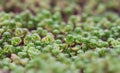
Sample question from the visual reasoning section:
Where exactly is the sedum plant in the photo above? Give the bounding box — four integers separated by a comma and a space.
0, 0, 120, 73
11, 37, 21, 46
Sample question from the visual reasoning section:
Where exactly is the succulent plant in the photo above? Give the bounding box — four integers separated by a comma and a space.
11, 37, 21, 46
0, 0, 120, 73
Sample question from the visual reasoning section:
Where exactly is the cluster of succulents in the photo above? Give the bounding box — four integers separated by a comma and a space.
0, 0, 120, 73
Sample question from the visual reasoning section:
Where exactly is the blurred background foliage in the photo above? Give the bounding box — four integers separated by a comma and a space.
0, 0, 120, 15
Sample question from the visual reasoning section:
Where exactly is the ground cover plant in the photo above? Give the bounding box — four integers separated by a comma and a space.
0, 0, 120, 73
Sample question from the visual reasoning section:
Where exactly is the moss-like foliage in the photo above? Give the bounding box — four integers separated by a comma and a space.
0, 0, 120, 73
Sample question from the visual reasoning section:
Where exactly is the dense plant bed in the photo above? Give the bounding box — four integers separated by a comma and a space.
0, 0, 120, 73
